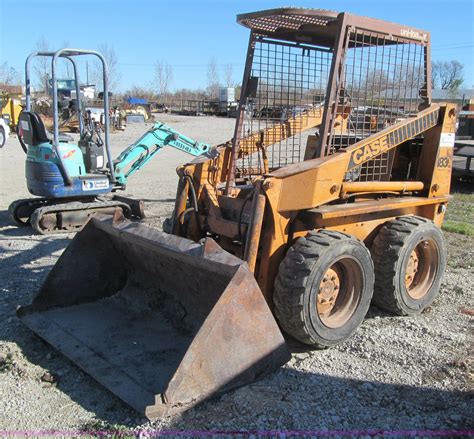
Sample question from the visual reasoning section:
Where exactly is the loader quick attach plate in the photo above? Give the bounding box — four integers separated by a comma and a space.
17, 216, 290, 419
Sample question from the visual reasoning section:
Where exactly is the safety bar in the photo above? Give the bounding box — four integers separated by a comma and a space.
24, 49, 115, 185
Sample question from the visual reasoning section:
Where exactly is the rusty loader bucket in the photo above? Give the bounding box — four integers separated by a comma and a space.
17, 216, 290, 420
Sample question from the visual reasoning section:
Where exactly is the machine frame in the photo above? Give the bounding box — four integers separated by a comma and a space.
171, 8, 454, 301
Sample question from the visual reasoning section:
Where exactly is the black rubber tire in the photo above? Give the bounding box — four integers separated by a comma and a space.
274, 230, 374, 348
371, 216, 447, 316
0, 126, 5, 148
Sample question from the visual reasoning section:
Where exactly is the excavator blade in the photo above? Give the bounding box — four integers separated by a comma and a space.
17, 216, 290, 419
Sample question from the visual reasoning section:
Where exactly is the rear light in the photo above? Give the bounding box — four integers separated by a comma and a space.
44, 154, 50, 160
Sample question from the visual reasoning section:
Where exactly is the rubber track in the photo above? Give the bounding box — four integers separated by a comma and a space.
8, 198, 51, 226
30, 200, 131, 234
274, 229, 357, 347
371, 215, 430, 315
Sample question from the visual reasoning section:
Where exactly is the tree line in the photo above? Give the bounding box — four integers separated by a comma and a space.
0, 37, 468, 101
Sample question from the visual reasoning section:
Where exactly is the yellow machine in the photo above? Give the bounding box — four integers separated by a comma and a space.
0, 86, 22, 130
19, 8, 455, 419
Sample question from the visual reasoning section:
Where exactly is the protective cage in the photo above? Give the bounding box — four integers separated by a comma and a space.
232, 8, 430, 183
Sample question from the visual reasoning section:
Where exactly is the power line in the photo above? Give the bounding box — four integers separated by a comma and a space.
431, 41, 473, 49
432, 44, 473, 52
118, 62, 244, 67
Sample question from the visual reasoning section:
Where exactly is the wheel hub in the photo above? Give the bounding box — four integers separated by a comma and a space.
317, 267, 340, 315
405, 249, 419, 288
315, 257, 364, 329
406, 240, 438, 300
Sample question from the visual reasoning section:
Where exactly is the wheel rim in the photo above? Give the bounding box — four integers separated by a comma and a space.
405, 239, 439, 300
316, 257, 363, 329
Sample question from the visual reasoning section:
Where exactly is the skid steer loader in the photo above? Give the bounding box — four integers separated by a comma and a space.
18, 8, 455, 419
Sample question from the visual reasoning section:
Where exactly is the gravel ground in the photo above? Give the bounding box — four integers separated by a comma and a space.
0, 114, 472, 436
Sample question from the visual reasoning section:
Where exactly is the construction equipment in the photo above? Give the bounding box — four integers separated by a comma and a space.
0, 86, 23, 132
123, 96, 152, 121
19, 9, 455, 419
0, 86, 20, 146
9, 49, 211, 234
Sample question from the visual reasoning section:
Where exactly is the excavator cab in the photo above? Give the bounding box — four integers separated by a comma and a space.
19, 49, 115, 199
19, 8, 453, 420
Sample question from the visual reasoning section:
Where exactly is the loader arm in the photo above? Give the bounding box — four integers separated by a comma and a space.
237, 104, 349, 160
113, 122, 211, 185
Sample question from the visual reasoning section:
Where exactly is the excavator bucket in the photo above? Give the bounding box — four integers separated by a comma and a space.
17, 216, 290, 420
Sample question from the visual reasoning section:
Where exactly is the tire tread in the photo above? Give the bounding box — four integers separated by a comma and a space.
274, 231, 368, 347
371, 215, 442, 315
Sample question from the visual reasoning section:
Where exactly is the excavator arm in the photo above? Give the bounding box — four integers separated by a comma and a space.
113, 122, 211, 185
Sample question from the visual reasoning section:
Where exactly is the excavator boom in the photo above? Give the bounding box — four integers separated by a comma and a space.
113, 122, 212, 185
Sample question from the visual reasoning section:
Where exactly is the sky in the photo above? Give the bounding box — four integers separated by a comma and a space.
0, 0, 473, 93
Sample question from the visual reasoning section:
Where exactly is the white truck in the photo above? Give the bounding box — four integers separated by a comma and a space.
0, 116, 11, 148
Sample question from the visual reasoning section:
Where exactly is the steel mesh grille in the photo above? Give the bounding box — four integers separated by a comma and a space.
241, 10, 337, 34
329, 29, 427, 181
236, 39, 332, 177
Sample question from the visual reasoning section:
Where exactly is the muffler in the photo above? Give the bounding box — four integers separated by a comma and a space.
17, 216, 290, 419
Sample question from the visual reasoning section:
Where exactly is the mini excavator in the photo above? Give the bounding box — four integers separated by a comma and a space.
9, 49, 211, 234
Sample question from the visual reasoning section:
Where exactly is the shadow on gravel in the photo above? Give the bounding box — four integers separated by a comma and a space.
0, 210, 37, 238
7, 309, 473, 433
140, 198, 177, 203
0, 211, 71, 313
5, 351, 472, 433
159, 370, 473, 433
0, 212, 140, 426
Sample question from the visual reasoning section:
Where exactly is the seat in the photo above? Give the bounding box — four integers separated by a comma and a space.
18, 111, 74, 146
18, 112, 49, 146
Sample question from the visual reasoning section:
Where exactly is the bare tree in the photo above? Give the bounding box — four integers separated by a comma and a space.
0, 62, 21, 85
34, 36, 51, 91
224, 63, 234, 88
392, 63, 423, 88
363, 69, 390, 92
154, 61, 173, 100
207, 57, 220, 98
124, 86, 156, 100
172, 88, 207, 101
432, 60, 464, 91
91, 44, 121, 92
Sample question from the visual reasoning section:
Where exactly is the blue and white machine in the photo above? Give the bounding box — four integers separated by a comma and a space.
10, 49, 211, 234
